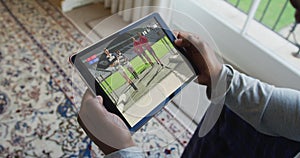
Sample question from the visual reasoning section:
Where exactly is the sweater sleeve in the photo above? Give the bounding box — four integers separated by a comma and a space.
104, 146, 144, 158
224, 66, 300, 142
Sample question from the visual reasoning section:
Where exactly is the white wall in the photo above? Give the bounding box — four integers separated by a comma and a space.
171, 0, 300, 90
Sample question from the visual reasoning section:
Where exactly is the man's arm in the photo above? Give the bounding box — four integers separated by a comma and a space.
225, 66, 300, 141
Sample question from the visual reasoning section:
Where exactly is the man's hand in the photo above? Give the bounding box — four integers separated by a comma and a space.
78, 90, 135, 155
174, 31, 222, 90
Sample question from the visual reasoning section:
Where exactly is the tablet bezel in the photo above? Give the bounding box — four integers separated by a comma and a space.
70, 12, 196, 132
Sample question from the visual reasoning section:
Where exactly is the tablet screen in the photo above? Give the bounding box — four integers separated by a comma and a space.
71, 13, 195, 131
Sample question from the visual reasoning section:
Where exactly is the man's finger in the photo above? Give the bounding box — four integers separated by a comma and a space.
175, 37, 193, 48
96, 96, 103, 104
176, 31, 192, 40
82, 89, 94, 102
176, 32, 200, 48
173, 30, 180, 37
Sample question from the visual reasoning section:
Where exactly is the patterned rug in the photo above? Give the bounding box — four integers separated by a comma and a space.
0, 0, 192, 157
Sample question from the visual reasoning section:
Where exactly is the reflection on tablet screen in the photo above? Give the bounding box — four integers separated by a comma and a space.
79, 16, 194, 127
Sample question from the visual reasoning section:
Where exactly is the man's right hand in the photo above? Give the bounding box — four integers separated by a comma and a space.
174, 31, 223, 92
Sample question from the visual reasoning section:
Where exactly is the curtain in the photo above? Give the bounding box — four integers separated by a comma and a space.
103, 0, 171, 22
